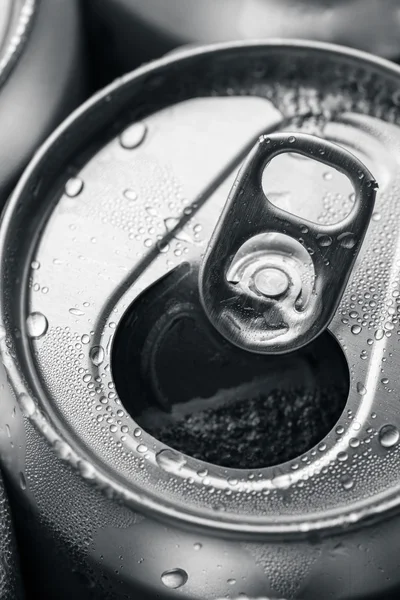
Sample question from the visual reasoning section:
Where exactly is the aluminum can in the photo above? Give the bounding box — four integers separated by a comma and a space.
0, 472, 24, 599
0, 0, 87, 207
85, 0, 400, 83
1, 40, 400, 600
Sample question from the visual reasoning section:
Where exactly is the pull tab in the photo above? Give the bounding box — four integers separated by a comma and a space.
199, 132, 378, 354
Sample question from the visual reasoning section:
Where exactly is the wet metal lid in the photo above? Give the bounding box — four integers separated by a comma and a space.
2, 41, 400, 537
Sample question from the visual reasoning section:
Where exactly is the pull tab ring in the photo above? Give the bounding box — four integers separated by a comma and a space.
199, 132, 378, 354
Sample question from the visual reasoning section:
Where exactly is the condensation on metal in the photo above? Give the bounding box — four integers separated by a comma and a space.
3, 41, 400, 599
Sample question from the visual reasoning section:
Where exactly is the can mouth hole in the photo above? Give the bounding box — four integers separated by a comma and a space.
112, 263, 349, 470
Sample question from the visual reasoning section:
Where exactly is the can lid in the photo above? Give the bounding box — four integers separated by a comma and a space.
2, 41, 400, 537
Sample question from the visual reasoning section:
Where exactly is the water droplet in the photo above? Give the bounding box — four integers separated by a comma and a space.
157, 240, 169, 253
161, 569, 188, 589
53, 439, 71, 460
379, 424, 399, 448
26, 312, 48, 339
340, 474, 354, 490
227, 578, 236, 585
19, 393, 36, 417
123, 189, 137, 201
65, 177, 84, 197
19, 472, 26, 490
120, 122, 147, 149
193, 543, 202, 551
144, 238, 152, 248
372, 212, 381, 222
323, 172, 333, 181
375, 329, 384, 340
351, 325, 362, 335
164, 218, 193, 243
90, 346, 105, 367
31, 260, 40, 270
197, 468, 208, 478
69, 308, 85, 316
317, 234, 332, 247
156, 449, 186, 473
81, 334, 90, 344
133, 428, 141, 437
137, 444, 148, 453
78, 460, 95, 479
338, 233, 356, 249
381, 377, 389, 385
145, 206, 158, 217
357, 382, 367, 395
288, 136, 296, 144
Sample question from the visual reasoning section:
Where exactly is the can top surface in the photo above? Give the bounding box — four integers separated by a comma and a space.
3, 40, 400, 537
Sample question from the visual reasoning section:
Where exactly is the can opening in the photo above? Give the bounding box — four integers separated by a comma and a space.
112, 263, 349, 469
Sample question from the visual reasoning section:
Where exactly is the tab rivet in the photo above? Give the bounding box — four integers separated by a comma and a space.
254, 267, 290, 298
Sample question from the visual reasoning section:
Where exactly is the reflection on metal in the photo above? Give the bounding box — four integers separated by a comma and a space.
200, 132, 377, 354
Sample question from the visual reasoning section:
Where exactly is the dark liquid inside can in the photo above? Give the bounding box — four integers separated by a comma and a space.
112, 264, 349, 469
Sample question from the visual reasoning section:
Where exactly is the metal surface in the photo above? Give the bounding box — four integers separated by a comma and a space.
200, 132, 376, 354
86, 0, 400, 83
1, 41, 400, 599
0, 0, 86, 207
0, 0, 36, 89
0, 472, 24, 599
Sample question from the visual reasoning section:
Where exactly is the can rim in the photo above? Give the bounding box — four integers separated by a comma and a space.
0, 0, 37, 89
2, 39, 400, 537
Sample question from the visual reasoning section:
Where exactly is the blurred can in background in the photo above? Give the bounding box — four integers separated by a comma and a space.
0, 0, 86, 208
85, 0, 400, 85
0, 472, 24, 599
1, 40, 400, 600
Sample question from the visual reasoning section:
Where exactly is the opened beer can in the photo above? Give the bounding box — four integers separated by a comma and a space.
1, 40, 400, 599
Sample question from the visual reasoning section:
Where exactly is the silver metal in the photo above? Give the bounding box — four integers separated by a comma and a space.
0, 0, 36, 88
199, 133, 377, 354
0, 473, 24, 599
253, 267, 290, 298
1, 40, 400, 599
